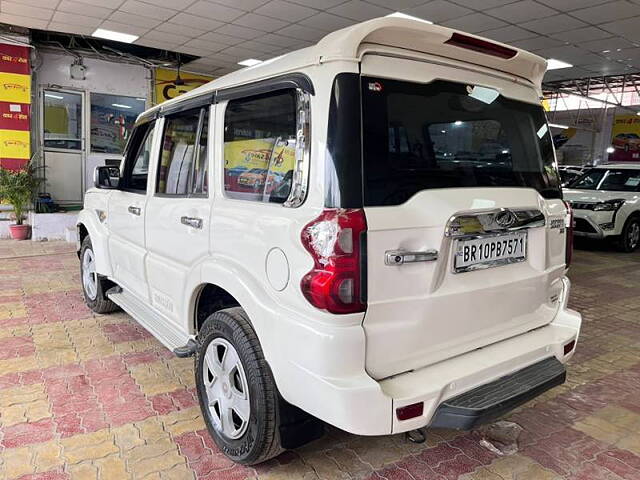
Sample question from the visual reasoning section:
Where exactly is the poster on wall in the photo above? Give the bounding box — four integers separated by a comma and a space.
154, 68, 213, 105
609, 114, 640, 162
0, 43, 30, 170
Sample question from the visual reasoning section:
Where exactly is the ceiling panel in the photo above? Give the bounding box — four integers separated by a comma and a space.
405, 1, 473, 23
0, 0, 637, 82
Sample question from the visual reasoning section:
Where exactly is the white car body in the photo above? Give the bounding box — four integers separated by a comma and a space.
564, 164, 640, 241
77, 17, 581, 440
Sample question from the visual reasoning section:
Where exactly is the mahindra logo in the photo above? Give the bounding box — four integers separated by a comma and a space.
495, 210, 518, 228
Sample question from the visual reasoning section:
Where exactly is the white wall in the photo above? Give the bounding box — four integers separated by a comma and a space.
35, 52, 151, 194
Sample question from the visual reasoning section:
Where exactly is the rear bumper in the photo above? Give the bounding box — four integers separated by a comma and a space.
428, 357, 566, 430
278, 277, 581, 436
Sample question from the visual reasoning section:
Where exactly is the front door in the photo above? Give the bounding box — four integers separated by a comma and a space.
41, 88, 84, 204
145, 105, 212, 329
108, 120, 158, 301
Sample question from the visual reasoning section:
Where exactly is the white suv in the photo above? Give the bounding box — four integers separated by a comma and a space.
77, 17, 582, 465
564, 164, 640, 252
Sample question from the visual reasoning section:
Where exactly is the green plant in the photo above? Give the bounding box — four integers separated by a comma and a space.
0, 162, 43, 226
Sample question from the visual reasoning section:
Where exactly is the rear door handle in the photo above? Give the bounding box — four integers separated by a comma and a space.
385, 249, 438, 265
181, 216, 203, 229
127, 206, 141, 216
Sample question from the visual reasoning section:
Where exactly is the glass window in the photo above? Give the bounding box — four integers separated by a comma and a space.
43, 90, 82, 150
223, 90, 297, 203
90, 93, 145, 154
157, 108, 208, 196
570, 169, 640, 191
122, 122, 155, 192
361, 78, 561, 206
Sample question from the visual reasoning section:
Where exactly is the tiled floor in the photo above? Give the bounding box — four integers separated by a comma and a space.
0, 239, 639, 480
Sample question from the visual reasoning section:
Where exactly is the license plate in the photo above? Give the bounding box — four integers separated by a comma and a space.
454, 231, 527, 273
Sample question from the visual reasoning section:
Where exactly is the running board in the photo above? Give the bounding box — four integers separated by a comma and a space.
429, 357, 566, 430
107, 289, 190, 353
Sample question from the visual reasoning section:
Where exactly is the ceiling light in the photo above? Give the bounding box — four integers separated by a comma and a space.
386, 12, 433, 23
454, 120, 463, 125
637, 111, 640, 116
136, 98, 146, 101
112, 103, 132, 109
546, 58, 573, 70
45, 93, 63, 99
548, 123, 569, 129
92, 28, 138, 44
602, 49, 610, 53
237, 58, 262, 67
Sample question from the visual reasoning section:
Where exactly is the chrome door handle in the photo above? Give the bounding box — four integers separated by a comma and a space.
385, 249, 438, 265
181, 216, 203, 229
127, 206, 141, 216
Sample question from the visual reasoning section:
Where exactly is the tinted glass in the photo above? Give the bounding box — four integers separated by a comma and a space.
361, 77, 561, 206
223, 90, 296, 203
571, 169, 640, 191
90, 93, 145, 154
157, 108, 208, 196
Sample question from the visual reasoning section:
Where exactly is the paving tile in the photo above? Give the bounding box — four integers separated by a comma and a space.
1, 240, 640, 480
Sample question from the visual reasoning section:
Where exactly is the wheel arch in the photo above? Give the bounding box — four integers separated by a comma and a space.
76, 210, 112, 277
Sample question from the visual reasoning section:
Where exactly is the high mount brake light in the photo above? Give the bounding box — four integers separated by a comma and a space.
564, 201, 574, 267
445, 32, 517, 59
300, 209, 366, 314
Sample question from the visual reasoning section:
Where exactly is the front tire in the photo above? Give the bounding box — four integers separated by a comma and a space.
617, 217, 640, 252
80, 236, 118, 313
195, 307, 283, 465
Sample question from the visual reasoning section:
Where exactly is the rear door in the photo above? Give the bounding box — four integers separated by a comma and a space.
145, 106, 212, 326
360, 55, 569, 379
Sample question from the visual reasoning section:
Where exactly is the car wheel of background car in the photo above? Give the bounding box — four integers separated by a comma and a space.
80, 236, 119, 313
195, 307, 283, 465
618, 217, 640, 252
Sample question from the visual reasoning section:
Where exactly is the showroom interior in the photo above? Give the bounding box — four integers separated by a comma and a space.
0, 0, 640, 479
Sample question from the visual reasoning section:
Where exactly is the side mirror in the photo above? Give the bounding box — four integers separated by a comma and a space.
94, 165, 120, 189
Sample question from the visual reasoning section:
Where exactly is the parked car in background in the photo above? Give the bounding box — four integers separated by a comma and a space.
612, 133, 640, 152
558, 166, 584, 187
564, 164, 640, 251
77, 17, 581, 466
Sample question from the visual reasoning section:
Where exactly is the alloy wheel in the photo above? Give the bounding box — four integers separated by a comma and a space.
203, 338, 250, 440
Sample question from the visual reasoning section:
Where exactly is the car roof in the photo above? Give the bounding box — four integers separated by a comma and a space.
142, 17, 546, 121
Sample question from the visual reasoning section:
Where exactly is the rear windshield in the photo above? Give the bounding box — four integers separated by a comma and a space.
361, 77, 561, 206
570, 168, 640, 191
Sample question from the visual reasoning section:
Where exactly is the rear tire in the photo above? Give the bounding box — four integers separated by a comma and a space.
195, 307, 283, 465
80, 236, 118, 314
617, 217, 640, 252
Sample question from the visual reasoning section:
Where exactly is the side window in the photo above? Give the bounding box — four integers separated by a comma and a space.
223, 90, 296, 203
157, 107, 209, 196
122, 121, 155, 192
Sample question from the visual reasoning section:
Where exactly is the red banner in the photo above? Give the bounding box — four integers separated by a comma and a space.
0, 101, 29, 130
0, 44, 30, 75
0, 158, 27, 170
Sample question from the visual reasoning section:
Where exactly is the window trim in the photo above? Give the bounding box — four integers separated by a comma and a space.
154, 106, 210, 199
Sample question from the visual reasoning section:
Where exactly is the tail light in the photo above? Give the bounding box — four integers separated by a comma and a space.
300, 209, 366, 314
564, 201, 574, 267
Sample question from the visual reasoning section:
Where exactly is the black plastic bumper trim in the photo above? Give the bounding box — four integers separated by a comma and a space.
429, 357, 566, 430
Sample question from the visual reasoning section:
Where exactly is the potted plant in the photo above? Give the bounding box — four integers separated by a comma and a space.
0, 162, 43, 240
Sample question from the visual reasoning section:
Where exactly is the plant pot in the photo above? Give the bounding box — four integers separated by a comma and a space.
9, 224, 31, 240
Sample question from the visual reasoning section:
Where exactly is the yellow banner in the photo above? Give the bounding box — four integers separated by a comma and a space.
154, 68, 213, 105
0, 129, 30, 159
0, 72, 30, 104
